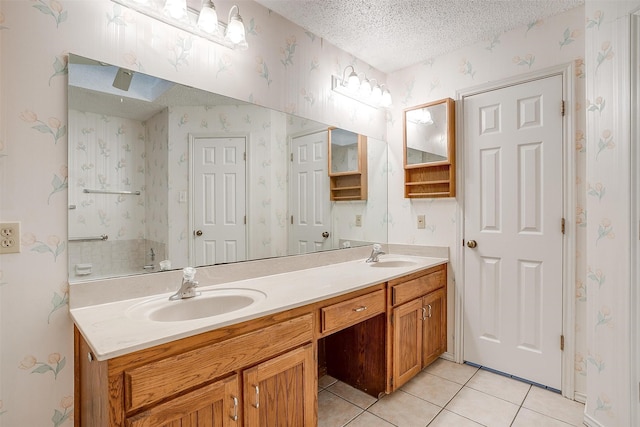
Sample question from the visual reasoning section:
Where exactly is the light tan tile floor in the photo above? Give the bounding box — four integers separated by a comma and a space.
318, 359, 585, 427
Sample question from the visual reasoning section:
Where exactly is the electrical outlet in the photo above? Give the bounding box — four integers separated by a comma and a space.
355, 214, 362, 227
417, 215, 426, 229
0, 222, 21, 254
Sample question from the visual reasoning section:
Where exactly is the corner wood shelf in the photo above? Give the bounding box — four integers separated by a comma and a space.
404, 162, 455, 198
330, 173, 367, 201
329, 133, 367, 201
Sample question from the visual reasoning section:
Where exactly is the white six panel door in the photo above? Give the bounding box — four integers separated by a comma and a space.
463, 75, 564, 389
289, 131, 332, 255
192, 136, 247, 266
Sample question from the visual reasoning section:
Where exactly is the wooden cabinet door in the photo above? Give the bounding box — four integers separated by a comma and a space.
392, 299, 423, 390
422, 288, 446, 367
243, 344, 316, 426
126, 374, 240, 427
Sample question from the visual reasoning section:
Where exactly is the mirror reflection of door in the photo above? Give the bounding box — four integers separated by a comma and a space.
190, 135, 247, 266
289, 131, 332, 254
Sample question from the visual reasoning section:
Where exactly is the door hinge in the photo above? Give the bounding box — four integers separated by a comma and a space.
244, 215, 247, 225
290, 215, 293, 225
290, 153, 293, 162
561, 100, 565, 116
243, 152, 246, 161
560, 335, 565, 351
561, 218, 566, 234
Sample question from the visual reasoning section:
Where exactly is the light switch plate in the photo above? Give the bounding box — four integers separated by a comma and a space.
417, 215, 426, 229
355, 215, 362, 227
0, 222, 21, 254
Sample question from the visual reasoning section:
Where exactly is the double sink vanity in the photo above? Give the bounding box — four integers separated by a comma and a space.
71, 247, 448, 426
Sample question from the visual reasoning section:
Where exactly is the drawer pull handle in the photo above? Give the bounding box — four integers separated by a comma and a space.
422, 307, 427, 321
428, 304, 432, 318
252, 385, 260, 408
231, 396, 238, 421
353, 306, 368, 312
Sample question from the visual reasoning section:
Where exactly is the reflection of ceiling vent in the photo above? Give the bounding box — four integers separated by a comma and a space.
113, 68, 134, 91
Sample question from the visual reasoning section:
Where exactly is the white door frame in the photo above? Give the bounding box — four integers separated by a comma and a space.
188, 132, 249, 266
631, 11, 640, 424
454, 63, 576, 398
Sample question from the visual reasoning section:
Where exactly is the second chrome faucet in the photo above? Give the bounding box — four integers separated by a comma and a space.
169, 267, 199, 300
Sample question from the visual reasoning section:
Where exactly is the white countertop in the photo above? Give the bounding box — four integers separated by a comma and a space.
70, 255, 447, 361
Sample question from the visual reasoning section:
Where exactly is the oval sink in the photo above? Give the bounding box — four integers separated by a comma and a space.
368, 259, 417, 268
127, 288, 266, 322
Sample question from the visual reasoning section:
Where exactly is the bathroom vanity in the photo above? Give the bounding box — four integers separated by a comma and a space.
71, 254, 447, 426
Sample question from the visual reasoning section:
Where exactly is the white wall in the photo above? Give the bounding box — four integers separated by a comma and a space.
584, 1, 640, 425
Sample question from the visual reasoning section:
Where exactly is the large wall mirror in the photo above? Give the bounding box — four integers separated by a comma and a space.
67, 54, 388, 282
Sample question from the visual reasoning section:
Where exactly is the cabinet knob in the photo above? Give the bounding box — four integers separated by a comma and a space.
466, 240, 478, 249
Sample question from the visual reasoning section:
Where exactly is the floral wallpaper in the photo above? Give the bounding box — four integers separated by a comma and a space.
583, 2, 639, 426
386, 4, 588, 399
1, 0, 637, 425
0, 2, 386, 424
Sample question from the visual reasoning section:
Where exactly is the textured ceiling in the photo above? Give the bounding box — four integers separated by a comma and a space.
254, 0, 584, 73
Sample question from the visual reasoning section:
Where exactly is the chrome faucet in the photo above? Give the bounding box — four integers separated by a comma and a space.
366, 243, 385, 263
169, 267, 199, 300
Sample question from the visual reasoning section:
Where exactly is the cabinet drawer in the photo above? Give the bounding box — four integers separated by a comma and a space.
391, 266, 445, 306
124, 314, 313, 412
321, 289, 385, 334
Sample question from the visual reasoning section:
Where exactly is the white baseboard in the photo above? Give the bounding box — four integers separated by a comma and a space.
574, 391, 587, 404
583, 412, 605, 427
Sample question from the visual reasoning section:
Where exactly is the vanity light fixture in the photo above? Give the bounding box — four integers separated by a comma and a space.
331, 65, 392, 109
111, 0, 248, 50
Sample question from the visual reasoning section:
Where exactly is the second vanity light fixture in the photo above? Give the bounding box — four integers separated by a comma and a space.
331, 65, 392, 109
113, 0, 248, 50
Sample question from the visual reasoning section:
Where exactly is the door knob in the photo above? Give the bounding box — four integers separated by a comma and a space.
194, 230, 203, 237
467, 240, 477, 249
322, 231, 330, 238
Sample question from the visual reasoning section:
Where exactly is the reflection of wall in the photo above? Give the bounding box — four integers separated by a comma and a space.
331, 138, 387, 246
68, 110, 146, 240
165, 104, 289, 267
68, 110, 152, 278
330, 143, 358, 173
145, 108, 170, 253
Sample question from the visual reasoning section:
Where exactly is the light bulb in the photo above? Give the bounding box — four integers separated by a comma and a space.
381, 89, 392, 108
420, 109, 433, 124
360, 77, 372, 97
346, 71, 360, 92
197, 1, 219, 35
163, 0, 188, 20
225, 6, 246, 45
370, 84, 382, 104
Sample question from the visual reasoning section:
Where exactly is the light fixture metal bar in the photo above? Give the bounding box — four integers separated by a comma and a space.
331, 75, 390, 109
111, 0, 244, 50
